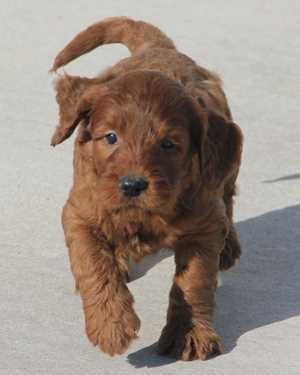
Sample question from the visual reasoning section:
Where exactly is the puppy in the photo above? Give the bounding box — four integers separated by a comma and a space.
50, 17, 243, 360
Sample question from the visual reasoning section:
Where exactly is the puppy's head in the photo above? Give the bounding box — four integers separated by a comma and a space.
51, 70, 242, 218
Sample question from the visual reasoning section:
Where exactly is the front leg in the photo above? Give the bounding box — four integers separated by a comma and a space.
158, 236, 224, 361
62, 203, 140, 356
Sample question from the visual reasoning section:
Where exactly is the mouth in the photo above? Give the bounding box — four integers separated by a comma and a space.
112, 199, 148, 213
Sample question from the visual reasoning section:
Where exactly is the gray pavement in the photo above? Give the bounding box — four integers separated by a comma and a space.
1, 1, 300, 374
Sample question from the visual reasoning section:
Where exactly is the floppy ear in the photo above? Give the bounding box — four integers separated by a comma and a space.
51, 74, 95, 146
185, 84, 241, 184
202, 112, 243, 187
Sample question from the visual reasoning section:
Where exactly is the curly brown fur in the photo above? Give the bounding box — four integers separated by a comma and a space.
50, 17, 243, 360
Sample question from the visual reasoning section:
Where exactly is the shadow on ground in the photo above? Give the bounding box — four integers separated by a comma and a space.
127, 204, 300, 367
263, 173, 300, 183
215, 204, 300, 353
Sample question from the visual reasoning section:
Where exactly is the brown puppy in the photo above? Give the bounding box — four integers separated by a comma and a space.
51, 17, 243, 360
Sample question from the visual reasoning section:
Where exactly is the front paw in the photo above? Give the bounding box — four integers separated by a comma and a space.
158, 322, 223, 361
84, 303, 140, 356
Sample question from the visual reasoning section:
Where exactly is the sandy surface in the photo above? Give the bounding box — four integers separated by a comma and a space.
1, 1, 300, 374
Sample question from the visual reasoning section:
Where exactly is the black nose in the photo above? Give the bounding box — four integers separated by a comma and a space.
119, 175, 149, 197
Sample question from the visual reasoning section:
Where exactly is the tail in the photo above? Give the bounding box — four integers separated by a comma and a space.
51, 17, 175, 72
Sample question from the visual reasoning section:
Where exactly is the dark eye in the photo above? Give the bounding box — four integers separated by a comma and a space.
160, 139, 175, 150
105, 132, 118, 145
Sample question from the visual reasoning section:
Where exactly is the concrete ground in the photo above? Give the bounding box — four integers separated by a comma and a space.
1, 1, 300, 374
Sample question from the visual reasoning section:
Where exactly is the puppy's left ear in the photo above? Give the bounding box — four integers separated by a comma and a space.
51, 74, 96, 146
202, 112, 243, 187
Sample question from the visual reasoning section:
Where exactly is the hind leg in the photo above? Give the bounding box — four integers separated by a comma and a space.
220, 223, 241, 270
219, 180, 241, 271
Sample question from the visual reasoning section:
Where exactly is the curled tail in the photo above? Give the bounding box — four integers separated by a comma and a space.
51, 17, 175, 71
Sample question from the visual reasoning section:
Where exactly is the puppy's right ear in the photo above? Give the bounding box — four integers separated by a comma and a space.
51, 74, 95, 146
